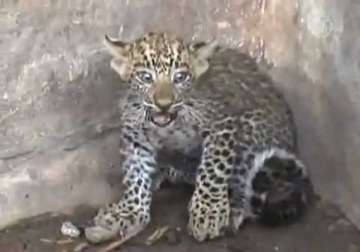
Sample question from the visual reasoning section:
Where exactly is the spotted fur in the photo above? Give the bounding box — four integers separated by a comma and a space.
84, 32, 313, 243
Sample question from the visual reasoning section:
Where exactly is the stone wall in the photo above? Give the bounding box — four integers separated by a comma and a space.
0, 0, 359, 229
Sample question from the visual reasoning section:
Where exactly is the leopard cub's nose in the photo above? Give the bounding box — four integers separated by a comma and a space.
154, 96, 174, 112
153, 80, 175, 112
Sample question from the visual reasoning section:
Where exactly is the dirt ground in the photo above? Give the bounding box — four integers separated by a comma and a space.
0, 185, 359, 252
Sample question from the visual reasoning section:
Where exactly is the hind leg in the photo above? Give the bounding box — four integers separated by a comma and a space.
228, 150, 256, 231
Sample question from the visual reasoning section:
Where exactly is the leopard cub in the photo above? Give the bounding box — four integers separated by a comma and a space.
85, 32, 313, 243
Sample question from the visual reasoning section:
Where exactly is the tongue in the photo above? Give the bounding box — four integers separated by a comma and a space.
152, 113, 172, 126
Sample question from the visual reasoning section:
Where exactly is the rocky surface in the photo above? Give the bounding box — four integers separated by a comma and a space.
0, 0, 359, 230
0, 187, 359, 252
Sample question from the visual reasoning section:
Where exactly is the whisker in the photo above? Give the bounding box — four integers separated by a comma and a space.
144, 107, 150, 123
143, 100, 157, 109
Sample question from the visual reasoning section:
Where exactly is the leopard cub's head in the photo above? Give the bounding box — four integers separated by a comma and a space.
104, 32, 217, 127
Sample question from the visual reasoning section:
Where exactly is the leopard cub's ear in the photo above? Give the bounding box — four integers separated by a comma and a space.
188, 39, 218, 78
104, 35, 128, 58
103, 35, 132, 81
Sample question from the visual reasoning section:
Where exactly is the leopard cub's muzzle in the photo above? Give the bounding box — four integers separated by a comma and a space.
146, 81, 182, 127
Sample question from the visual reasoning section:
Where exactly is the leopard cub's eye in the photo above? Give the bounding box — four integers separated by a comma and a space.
173, 71, 191, 84
136, 71, 153, 84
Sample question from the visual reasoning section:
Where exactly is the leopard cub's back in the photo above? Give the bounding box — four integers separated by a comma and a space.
195, 48, 291, 117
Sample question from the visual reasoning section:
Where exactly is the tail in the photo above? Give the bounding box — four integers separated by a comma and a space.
248, 148, 314, 226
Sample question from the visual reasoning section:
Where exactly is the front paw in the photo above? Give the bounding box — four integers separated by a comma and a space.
187, 189, 230, 241
85, 204, 149, 244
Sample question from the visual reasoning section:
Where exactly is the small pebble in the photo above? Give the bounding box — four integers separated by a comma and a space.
40, 238, 55, 244
61, 221, 81, 238
56, 238, 73, 245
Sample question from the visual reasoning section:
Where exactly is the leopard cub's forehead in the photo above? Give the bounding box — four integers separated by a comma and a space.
128, 32, 191, 72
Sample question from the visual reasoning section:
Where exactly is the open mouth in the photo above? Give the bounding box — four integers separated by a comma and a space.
150, 111, 177, 127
